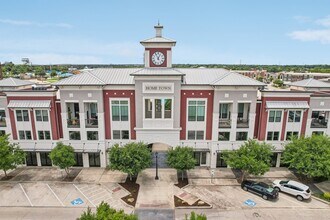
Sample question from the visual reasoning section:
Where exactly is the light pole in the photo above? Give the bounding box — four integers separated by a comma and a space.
155, 152, 159, 180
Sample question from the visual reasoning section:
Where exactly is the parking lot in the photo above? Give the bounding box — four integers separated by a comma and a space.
183, 185, 329, 210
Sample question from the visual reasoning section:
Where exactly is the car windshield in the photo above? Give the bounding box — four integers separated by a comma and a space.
266, 187, 274, 193
279, 180, 289, 184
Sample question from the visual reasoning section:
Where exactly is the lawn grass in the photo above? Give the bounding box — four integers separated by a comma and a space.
46, 78, 59, 83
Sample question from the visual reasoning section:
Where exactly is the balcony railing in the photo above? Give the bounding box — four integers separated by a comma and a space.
311, 118, 328, 128
67, 118, 80, 128
219, 119, 231, 128
0, 118, 6, 127
237, 118, 249, 128
85, 118, 98, 128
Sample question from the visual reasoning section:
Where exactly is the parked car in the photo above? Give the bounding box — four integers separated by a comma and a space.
272, 180, 311, 201
241, 180, 279, 200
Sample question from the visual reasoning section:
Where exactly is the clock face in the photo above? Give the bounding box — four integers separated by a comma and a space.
151, 51, 165, 66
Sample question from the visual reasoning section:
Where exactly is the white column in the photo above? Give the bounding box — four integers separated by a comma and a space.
83, 153, 89, 167
36, 152, 41, 166
276, 153, 282, 167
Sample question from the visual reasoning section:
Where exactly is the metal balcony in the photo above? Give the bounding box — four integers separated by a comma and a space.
67, 119, 80, 128
219, 119, 231, 128
237, 118, 249, 128
311, 118, 328, 128
85, 118, 98, 128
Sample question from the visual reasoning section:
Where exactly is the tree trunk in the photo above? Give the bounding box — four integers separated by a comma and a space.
181, 170, 184, 181
240, 170, 246, 183
4, 170, 7, 177
65, 167, 70, 176
129, 174, 132, 181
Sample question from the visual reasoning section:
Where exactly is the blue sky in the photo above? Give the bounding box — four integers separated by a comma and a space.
0, 0, 329, 65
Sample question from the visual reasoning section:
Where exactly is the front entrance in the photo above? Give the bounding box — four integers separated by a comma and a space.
151, 152, 168, 168
194, 152, 207, 166
216, 153, 227, 167
26, 151, 38, 166
89, 152, 100, 167
74, 152, 83, 167
149, 142, 171, 168
40, 152, 52, 166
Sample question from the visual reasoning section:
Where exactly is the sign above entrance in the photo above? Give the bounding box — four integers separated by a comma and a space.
143, 83, 174, 93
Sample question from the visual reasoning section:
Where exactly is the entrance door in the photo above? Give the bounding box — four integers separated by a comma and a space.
216, 153, 227, 167
74, 152, 83, 167
271, 153, 277, 167
151, 152, 168, 168
40, 152, 52, 166
194, 152, 207, 166
26, 152, 38, 166
89, 153, 100, 167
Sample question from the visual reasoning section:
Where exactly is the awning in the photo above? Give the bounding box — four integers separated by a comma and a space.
266, 101, 309, 109
8, 100, 51, 108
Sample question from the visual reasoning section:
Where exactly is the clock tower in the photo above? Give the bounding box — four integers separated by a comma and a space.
140, 24, 176, 68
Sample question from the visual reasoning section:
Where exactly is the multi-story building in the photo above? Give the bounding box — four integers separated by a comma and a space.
1, 25, 329, 169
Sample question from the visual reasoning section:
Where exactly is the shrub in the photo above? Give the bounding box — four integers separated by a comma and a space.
323, 192, 330, 201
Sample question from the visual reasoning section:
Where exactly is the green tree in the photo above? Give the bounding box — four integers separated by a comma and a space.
50, 70, 57, 78
166, 146, 196, 180
109, 142, 151, 181
222, 139, 274, 182
49, 142, 76, 175
0, 134, 26, 177
34, 66, 45, 77
282, 135, 330, 179
185, 211, 207, 220
79, 202, 138, 220
273, 79, 284, 87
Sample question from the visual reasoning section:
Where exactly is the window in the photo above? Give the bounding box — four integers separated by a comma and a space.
238, 103, 244, 118
267, 131, 280, 141
69, 131, 81, 140
218, 132, 230, 141
87, 131, 98, 140
19, 130, 32, 140
288, 110, 301, 122
219, 104, 229, 119
113, 130, 129, 139
286, 131, 299, 140
312, 131, 324, 136
188, 100, 205, 121
268, 110, 282, 122
144, 98, 172, 119
16, 110, 29, 122
187, 130, 204, 140
0, 110, 6, 127
38, 131, 51, 140
0, 130, 5, 136
236, 132, 248, 141
89, 153, 100, 167
35, 110, 49, 122
111, 100, 128, 121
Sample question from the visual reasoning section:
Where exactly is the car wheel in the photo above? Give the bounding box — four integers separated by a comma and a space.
243, 186, 248, 191
296, 195, 303, 201
274, 187, 280, 192
262, 195, 268, 200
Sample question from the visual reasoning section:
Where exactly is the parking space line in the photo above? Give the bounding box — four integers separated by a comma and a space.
279, 194, 305, 207
73, 184, 96, 207
19, 183, 33, 207
46, 184, 64, 207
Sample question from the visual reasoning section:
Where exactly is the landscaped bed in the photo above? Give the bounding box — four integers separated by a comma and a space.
119, 177, 140, 207
175, 171, 189, 188
174, 195, 211, 208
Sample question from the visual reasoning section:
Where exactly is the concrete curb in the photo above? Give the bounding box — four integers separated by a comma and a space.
175, 204, 213, 209
311, 195, 330, 205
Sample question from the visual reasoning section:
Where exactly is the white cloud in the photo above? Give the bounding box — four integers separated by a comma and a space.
293, 16, 312, 23
316, 16, 330, 27
288, 29, 330, 44
0, 19, 72, 28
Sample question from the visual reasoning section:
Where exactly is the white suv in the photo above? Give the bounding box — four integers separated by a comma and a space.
272, 180, 311, 201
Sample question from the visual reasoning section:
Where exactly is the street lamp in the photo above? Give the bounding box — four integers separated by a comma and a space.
155, 152, 159, 180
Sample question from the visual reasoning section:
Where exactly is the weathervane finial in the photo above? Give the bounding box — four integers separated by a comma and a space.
158, 19, 160, 26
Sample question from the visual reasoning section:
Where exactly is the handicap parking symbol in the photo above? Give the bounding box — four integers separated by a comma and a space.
71, 198, 84, 206
244, 199, 256, 207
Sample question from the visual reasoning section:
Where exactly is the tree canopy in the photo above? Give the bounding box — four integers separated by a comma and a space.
166, 146, 196, 180
0, 134, 26, 177
222, 139, 274, 182
79, 202, 137, 220
49, 142, 76, 175
108, 142, 151, 180
282, 135, 330, 179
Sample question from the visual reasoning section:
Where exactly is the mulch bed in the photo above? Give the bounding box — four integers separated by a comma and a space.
174, 195, 210, 207
62, 168, 82, 182
0, 175, 15, 181
119, 177, 140, 207
175, 178, 189, 188
175, 171, 189, 188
